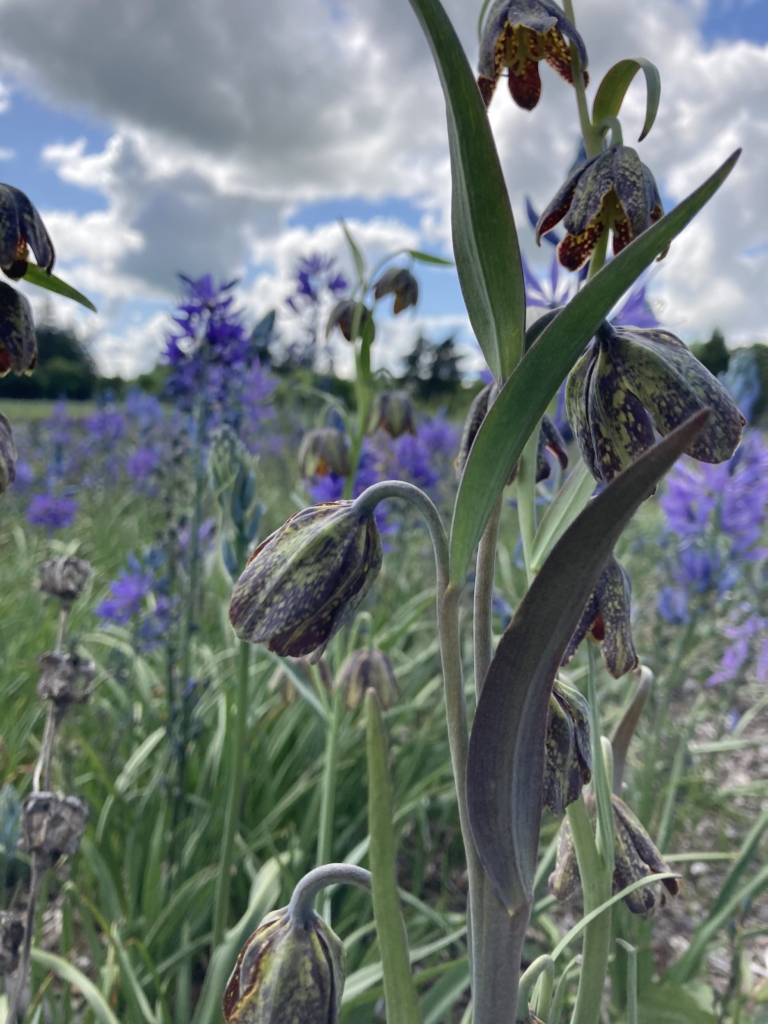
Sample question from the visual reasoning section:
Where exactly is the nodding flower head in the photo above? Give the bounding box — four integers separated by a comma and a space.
478, 0, 588, 110
566, 324, 745, 487
367, 391, 417, 439
563, 552, 638, 679
0, 413, 16, 497
0, 184, 54, 280
334, 647, 400, 710
326, 300, 375, 343
550, 792, 679, 915
0, 283, 37, 376
229, 502, 382, 661
544, 681, 591, 815
536, 146, 664, 271
373, 267, 419, 314
223, 906, 345, 1024
298, 427, 351, 480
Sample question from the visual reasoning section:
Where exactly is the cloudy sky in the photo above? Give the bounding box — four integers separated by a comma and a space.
0, 0, 765, 378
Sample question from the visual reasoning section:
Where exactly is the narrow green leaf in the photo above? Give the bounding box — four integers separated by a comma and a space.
550, 872, 681, 962
30, 949, 121, 1024
449, 148, 740, 584
341, 220, 366, 282
466, 413, 708, 912
407, 249, 453, 267
23, 263, 98, 312
530, 460, 595, 572
637, 984, 717, 1024
616, 940, 638, 1024
592, 58, 661, 142
663, 812, 768, 985
365, 690, 423, 1024
407, 0, 525, 381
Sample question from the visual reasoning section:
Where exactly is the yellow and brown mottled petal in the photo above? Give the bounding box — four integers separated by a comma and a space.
557, 220, 604, 271
507, 53, 542, 109
549, 816, 581, 901
595, 556, 637, 678
613, 812, 657, 915
589, 341, 656, 482
542, 26, 587, 86
612, 146, 651, 240
563, 151, 614, 237
613, 795, 680, 897
536, 155, 600, 242
565, 342, 601, 478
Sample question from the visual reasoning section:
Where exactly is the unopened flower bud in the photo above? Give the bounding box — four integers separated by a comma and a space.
549, 793, 679, 915
326, 300, 375, 343
0, 412, 16, 497
566, 325, 744, 486
36, 652, 95, 708
39, 555, 91, 606
373, 267, 419, 314
22, 793, 88, 859
229, 501, 382, 661
563, 553, 638, 678
0, 913, 23, 975
455, 383, 494, 480
298, 428, 351, 480
367, 391, 416, 439
0, 283, 37, 376
544, 681, 591, 815
223, 906, 345, 1024
334, 647, 400, 710
209, 425, 248, 495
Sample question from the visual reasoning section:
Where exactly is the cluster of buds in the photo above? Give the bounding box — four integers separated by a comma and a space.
209, 425, 263, 577
39, 555, 91, 608
223, 906, 345, 1024
562, 553, 637, 679
566, 324, 744, 487
334, 646, 400, 710
455, 382, 568, 483
550, 792, 679, 915
22, 792, 88, 863
230, 501, 382, 661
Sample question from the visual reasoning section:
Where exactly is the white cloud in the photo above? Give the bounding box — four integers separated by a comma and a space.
0, 0, 764, 375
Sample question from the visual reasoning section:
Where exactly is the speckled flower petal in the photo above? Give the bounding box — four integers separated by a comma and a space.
0, 283, 37, 376
549, 816, 581, 901
543, 26, 588, 87
588, 341, 656, 482
557, 220, 605, 271
612, 146, 652, 241
613, 812, 657, 915
612, 795, 680, 896
614, 327, 745, 463
596, 556, 638, 678
0, 412, 16, 496
563, 151, 614, 237
536, 155, 600, 242
565, 342, 600, 478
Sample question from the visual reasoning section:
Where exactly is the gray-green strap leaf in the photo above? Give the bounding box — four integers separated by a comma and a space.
466, 412, 709, 912
407, 0, 525, 383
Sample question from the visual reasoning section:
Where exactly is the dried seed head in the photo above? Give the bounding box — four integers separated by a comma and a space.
223, 906, 346, 1024
0, 913, 24, 975
36, 652, 95, 708
22, 793, 88, 859
334, 647, 400, 711
298, 428, 351, 480
229, 502, 382, 661
39, 555, 91, 606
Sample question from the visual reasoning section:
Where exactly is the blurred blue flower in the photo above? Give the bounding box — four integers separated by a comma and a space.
286, 253, 348, 311
707, 609, 768, 687
95, 554, 155, 624
27, 493, 78, 532
657, 586, 689, 625
126, 446, 160, 482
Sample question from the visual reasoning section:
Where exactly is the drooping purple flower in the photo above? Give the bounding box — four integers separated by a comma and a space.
27, 494, 78, 532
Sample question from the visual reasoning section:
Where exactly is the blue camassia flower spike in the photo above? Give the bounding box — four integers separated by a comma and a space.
478, 0, 588, 110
